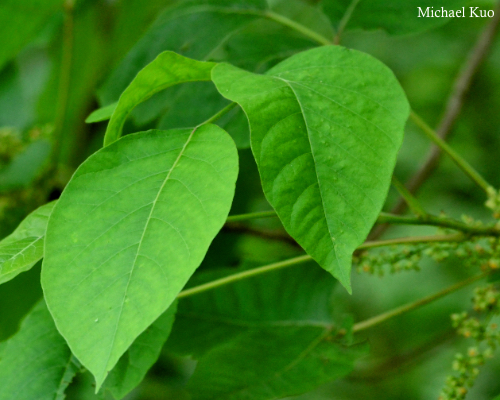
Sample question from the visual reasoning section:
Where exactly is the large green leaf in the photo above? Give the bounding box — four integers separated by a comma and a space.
42, 125, 238, 388
321, 0, 467, 35
167, 263, 366, 399
0, 0, 63, 71
0, 201, 55, 285
101, 302, 177, 399
103, 52, 216, 146
0, 300, 80, 400
213, 46, 409, 291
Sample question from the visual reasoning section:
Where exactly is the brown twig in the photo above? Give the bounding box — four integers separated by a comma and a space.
370, 6, 500, 239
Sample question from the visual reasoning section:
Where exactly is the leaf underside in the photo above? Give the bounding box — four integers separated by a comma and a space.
213, 45, 409, 291
42, 125, 238, 388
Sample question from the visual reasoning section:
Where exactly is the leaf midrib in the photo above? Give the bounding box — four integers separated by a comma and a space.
103, 127, 198, 377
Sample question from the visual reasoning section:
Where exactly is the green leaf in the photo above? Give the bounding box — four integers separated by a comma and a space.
86, 102, 117, 123
321, 0, 468, 35
213, 46, 409, 292
98, 0, 331, 105
103, 52, 216, 146
0, 300, 80, 400
42, 125, 238, 389
168, 263, 366, 399
98, 0, 267, 106
0, 0, 63, 71
101, 302, 177, 399
187, 326, 366, 400
0, 201, 55, 285
168, 262, 336, 358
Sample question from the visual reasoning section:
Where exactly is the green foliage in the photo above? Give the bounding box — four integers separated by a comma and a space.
213, 46, 409, 291
321, 0, 468, 35
1, 1, 500, 399
103, 52, 216, 146
102, 302, 177, 399
0, 201, 55, 284
42, 126, 238, 387
0, 300, 80, 400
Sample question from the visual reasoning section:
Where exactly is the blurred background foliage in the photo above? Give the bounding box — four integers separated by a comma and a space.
1, 0, 500, 399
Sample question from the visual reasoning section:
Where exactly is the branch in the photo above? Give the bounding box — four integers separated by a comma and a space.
390, 5, 500, 216
352, 273, 488, 333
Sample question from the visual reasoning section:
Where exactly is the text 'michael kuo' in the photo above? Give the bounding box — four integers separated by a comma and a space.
417, 7, 495, 18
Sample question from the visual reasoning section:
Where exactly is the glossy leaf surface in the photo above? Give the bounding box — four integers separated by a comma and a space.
213, 46, 409, 291
0, 300, 80, 400
0, 202, 55, 285
104, 52, 215, 145
102, 302, 177, 399
42, 126, 238, 388
322, 0, 467, 35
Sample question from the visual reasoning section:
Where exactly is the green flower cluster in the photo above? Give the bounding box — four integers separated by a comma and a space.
486, 187, 500, 220
354, 236, 500, 277
439, 284, 500, 400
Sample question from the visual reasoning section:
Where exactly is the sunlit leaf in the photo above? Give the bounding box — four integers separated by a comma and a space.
42, 125, 238, 388
103, 52, 216, 146
0, 300, 80, 400
0, 202, 55, 285
213, 46, 409, 291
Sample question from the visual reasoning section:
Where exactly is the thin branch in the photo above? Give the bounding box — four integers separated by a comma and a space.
177, 255, 312, 298
333, 0, 361, 44
389, 6, 500, 216
201, 102, 237, 125
51, 0, 75, 165
178, 233, 473, 299
263, 10, 333, 46
352, 273, 488, 333
391, 176, 427, 217
410, 110, 492, 193
222, 223, 299, 247
226, 211, 277, 222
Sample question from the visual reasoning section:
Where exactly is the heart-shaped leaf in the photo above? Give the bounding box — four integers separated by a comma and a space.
42, 125, 238, 388
213, 46, 409, 291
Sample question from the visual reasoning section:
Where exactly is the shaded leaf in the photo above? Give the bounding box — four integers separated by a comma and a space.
101, 302, 177, 399
0, 300, 80, 400
42, 125, 238, 388
321, 0, 468, 35
0, 201, 55, 285
98, 0, 267, 106
169, 262, 336, 358
213, 46, 409, 291
104, 52, 216, 146
187, 326, 366, 400
168, 263, 366, 399
0, 0, 63, 71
